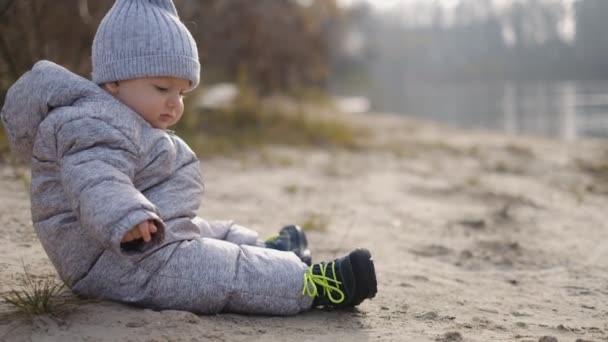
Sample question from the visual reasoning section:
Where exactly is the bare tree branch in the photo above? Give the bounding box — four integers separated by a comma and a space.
0, 0, 14, 18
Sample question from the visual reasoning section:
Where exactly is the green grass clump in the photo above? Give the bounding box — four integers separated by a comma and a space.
3, 267, 68, 316
178, 75, 365, 158
179, 105, 362, 158
284, 184, 299, 194
300, 212, 328, 232
0, 120, 10, 163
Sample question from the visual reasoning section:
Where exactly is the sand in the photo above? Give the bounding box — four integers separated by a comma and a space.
0, 113, 607, 342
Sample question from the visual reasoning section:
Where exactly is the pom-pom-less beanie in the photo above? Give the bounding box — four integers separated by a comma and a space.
92, 0, 200, 89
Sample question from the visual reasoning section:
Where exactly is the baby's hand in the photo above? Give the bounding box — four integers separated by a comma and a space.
122, 220, 158, 243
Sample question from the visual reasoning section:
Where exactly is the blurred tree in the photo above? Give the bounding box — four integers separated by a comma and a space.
574, 0, 608, 78
0, 0, 112, 103
0, 0, 341, 102
333, 0, 581, 87
179, 0, 342, 94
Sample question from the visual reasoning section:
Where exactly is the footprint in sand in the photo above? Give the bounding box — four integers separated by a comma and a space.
435, 331, 464, 342
409, 244, 454, 258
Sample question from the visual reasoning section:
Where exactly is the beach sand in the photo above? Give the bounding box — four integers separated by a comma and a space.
0, 113, 607, 342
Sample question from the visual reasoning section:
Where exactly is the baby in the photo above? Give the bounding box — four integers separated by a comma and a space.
0, 0, 376, 315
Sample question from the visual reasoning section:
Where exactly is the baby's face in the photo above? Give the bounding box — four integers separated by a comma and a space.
106, 77, 191, 129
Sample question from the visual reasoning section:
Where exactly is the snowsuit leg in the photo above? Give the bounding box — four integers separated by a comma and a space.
72, 237, 313, 315
198, 218, 265, 247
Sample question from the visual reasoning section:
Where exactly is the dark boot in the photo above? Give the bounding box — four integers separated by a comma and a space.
265, 225, 312, 265
303, 248, 377, 308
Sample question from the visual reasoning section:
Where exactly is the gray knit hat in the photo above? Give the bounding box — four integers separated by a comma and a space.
92, 0, 200, 89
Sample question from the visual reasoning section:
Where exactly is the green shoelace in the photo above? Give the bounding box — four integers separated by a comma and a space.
302, 262, 345, 304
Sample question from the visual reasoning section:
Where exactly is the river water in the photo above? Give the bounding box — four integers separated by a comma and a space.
371, 80, 608, 141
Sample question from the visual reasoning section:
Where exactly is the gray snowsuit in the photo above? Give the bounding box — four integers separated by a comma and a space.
1, 61, 312, 315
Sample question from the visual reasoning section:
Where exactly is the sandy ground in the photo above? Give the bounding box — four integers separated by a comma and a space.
0, 113, 607, 342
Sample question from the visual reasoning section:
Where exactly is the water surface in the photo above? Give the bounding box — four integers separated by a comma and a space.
371, 81, 608, 140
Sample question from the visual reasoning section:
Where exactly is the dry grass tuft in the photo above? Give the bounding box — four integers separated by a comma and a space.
3, 266, 78, 317
178, 77, 366, 158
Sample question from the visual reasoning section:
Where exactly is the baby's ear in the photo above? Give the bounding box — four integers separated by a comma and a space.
104, 81, 120, 94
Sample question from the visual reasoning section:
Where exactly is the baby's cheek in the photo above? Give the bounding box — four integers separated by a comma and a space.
174, 113, 183, 125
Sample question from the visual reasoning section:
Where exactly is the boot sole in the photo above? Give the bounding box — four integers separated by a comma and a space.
348, 248, 378, 306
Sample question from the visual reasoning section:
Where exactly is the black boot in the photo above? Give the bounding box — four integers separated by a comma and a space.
265, 225, 312, 265
303, 248, 377, 308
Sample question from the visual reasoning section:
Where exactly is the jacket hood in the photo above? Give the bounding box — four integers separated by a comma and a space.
1, 60, 102, 161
